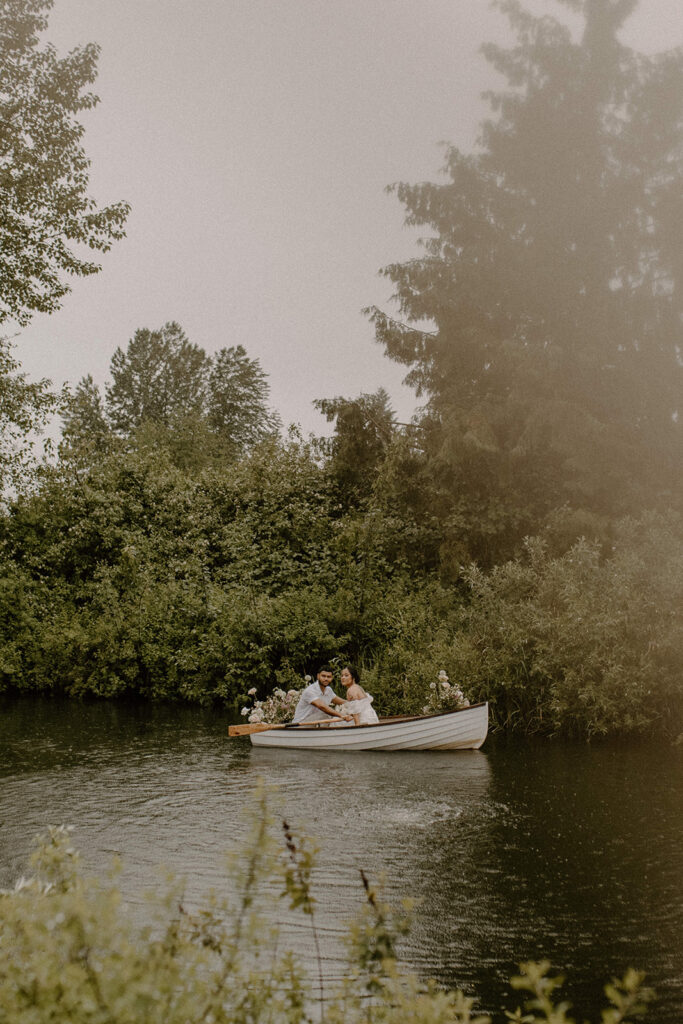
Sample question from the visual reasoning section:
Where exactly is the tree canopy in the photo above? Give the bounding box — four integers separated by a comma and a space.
0, 334, 56, 493
208, 344, 281, 453
106, 322, 209, 434
314, 388, 397, 500
369, 0, 683, 564
0, 0, 129, 325
61, 323, 280, 462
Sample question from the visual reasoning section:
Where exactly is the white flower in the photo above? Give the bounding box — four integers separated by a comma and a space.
273, 689, 285, 698
429, 681, 437, 689
248, 708, 265, 723
247, 687, 257, 696
304, 675, 312, 683
438, 670, 449, 680
441, 680, 451, 689
422, 706, 430, 714
287, 689, 298, 697
240, 707, 249, 717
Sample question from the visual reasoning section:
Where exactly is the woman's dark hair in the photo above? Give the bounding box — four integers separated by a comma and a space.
342, 664, 360, 684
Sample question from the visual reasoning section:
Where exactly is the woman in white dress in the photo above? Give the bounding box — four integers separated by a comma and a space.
338, 665, 379, 725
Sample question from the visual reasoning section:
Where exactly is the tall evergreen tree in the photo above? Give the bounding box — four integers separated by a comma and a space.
369, 0, 683, 565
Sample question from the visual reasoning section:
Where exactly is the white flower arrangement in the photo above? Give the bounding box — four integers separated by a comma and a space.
423, 670, 470, 715
241, 680, 305, 724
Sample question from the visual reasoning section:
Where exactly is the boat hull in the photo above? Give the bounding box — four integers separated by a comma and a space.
249, 702, 488, 751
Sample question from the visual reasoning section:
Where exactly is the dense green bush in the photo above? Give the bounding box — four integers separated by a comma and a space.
0, 801, 654, 1024
0, 435, 437, 704
347, 515, 683, 738
446, 515, 683, 738
1, 420, 681, 736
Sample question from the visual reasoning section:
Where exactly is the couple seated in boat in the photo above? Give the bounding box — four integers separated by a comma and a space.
292, 665, 379, 727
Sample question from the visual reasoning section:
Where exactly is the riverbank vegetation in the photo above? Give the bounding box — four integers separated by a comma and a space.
0, 801, 654, 1024
1, 0, 681, 738
1, 408, 680, 737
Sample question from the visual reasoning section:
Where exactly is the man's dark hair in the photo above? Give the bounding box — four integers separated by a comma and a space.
317, 664, 334, 675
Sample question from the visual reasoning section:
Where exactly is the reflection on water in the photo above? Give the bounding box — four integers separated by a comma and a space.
1, 697, 681, 1021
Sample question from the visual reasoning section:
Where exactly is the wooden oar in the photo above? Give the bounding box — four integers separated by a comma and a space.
228, 719, 335, 737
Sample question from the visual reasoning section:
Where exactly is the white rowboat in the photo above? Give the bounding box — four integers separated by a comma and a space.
247, 702, 488, 751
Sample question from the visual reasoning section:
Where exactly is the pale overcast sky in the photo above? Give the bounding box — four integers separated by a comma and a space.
12, 0, 683, 436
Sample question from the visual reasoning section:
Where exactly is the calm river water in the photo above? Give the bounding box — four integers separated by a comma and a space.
1, 697, 681, 1021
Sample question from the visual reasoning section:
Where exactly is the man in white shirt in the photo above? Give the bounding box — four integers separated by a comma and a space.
292, 666, 353, 724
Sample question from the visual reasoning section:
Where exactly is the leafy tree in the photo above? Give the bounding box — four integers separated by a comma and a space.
103, 327, 281, 459
369, 0, 683, 565
314, 388, 397, 500
105, 322, 209, 434
0, 335, 56, 494
207, 344, 281, 454
60, 373, 110, 455
0, 0, 129, 325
